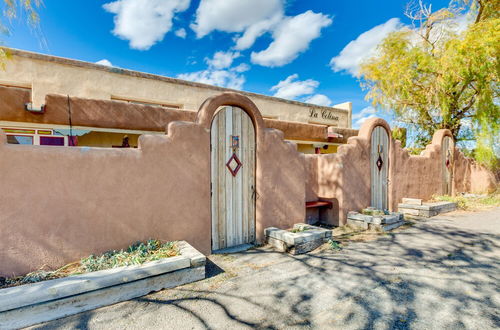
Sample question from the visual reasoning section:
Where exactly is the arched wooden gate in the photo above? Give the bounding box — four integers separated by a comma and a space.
370, 126, 390, 210
211, 106, 256, 251
442, 136, 454, 195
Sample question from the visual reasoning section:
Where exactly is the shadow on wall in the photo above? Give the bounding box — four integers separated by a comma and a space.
305, 118, 498, 225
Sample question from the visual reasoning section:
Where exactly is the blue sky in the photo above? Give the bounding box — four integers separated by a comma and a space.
2, 0, 450, 127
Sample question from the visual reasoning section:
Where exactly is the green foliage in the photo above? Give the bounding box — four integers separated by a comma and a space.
1, 0, 41, 68
328, 239, 342, 251
81, 239, 179, 272
360, 0, 499, 169
1, 239, 179, 288
290, 227, 310, 233
392, 127, 407, 147
1, 0, 41, 26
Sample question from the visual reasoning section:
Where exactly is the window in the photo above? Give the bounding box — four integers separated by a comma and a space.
7, 135, 33, 145
40, 136, 65, 146
2, 128, 70, 146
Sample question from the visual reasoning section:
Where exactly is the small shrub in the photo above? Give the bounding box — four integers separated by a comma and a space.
81, 239, 179, 272
328, 239, 342, 251
2, 239, 179, 289
290, 227, 310, 233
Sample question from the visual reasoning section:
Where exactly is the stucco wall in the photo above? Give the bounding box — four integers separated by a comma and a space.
0, 93, 305, 277
0, 49, 350, 128
0, 91, 496, 277
306, 119, 498, 225
0, 86, 354, 144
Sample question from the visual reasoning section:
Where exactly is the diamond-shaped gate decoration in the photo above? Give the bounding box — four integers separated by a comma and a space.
226, 153, 243, 177
446, 150, 451, 168
376, 154, 384, 171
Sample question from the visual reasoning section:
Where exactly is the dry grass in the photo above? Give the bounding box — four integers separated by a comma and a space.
432, 190, 500, 211
332, 224, 386, 243
0, 240, 179, 289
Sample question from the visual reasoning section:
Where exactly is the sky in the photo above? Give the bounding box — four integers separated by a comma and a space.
2, 0, 451, 128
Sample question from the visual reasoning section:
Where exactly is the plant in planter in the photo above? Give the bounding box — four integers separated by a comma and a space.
1, 239, 179, 289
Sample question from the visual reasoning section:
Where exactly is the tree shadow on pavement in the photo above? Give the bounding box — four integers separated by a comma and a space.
30, 216, 500, 330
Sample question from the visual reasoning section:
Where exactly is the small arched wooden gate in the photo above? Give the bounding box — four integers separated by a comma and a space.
370, 126, 390, 210
442, 136, 454, 195
211, 106, 256, 251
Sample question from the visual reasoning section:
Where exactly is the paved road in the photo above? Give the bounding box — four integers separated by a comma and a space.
32, 208, 500, 329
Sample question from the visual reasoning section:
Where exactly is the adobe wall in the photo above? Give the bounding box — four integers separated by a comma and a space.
0, 85, 354, 144
0, 49, 351, 128
453, 150, 498, 194
0, 92, 305, 277
306, 119, 498, 225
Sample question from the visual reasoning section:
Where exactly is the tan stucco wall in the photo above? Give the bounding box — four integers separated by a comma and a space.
0, 92, 305, 277
306, 119, 498, 225
0, 85, 354, 145
0, 49, 350, 128
1, 91, 496, 277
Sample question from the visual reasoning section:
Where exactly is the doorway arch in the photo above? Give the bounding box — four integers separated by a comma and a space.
210, 106, 256, 251
370, 126, 390, 210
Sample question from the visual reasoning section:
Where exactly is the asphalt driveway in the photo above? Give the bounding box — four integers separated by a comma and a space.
31, 208, 500, 330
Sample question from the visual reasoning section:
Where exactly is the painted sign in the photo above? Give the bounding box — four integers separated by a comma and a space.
308, 108, 339, 122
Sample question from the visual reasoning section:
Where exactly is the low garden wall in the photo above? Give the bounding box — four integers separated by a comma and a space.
306, 118, 497, 225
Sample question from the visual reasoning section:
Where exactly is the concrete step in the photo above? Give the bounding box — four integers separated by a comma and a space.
398, 201, 457, 217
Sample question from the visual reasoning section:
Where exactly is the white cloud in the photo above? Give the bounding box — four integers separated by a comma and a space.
177, 50, 248, 90
177, 69, 245, 90
304, 94, 332, 107
175, 28, 187, 38
191, 0, 283, 41
234, 13, 283, 50
95, 59, 113, 67
233, 63, 250, 73
352, 106, 377, 128
270, 74, 319, 100
205, 51, 240, 70
330, 18, 403, 76
103, 0, 190, 50
191, 1, 330, 67
251, 11, 332, 67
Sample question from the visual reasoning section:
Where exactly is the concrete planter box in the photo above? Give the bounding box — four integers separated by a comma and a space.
398, 201, 457, 217
265, 223, 332, 255
347, 211, 405, 231
0, 241, 205, 329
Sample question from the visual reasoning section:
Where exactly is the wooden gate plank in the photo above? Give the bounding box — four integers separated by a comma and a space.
442, 136, 453, 195
371, 126, 389, 210
211, 114, 219, 250
218, 109, 227, 248
211, 106, 256, 251
248, 117, 256, 242
233, 108, 243, 246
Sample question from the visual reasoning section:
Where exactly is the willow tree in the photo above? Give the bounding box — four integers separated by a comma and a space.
0, 0, 41, 68
360, 0, 499, 168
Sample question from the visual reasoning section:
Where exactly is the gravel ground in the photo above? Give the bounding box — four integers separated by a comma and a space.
30, 208, 500, 330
